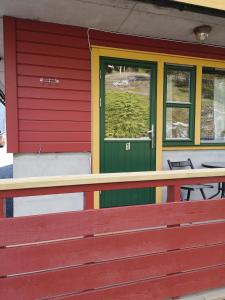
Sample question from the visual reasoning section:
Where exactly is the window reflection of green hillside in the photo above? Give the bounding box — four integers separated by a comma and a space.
105, 68, 150, 139
166, 68, 191, 140
105, 72, 150, 96
167, 86, 189, 103
166, 86, 189, 139
105, 91, 149, 138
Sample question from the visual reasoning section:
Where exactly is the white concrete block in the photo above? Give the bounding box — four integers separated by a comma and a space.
13, 153, 91, 216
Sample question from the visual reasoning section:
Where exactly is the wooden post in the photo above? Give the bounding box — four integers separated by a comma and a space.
0, 198, 5, 218
167, 185, 181, 202
84, 191, 94, 209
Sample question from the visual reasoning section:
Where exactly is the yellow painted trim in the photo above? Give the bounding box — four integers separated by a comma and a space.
174, 0, 225, 11
163, 146, 225, 151
155, 61, 164, 203
92, 45, 225, 68
94, 192, 99, 209
92, 48, 100, 174
92, 48, 100, 209
91, 45, 225, 207
194, 65, 202, 145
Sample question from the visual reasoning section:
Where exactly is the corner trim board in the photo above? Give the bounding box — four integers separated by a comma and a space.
3, 16, 19, 152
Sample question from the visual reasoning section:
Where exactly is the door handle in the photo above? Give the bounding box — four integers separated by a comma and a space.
147, 124, 155, 149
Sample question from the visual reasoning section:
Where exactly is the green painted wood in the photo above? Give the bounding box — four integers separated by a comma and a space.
163, 64, 196, 146
100, 58, 156, 208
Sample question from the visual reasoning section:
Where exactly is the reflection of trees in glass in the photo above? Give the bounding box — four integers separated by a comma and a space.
106, 64, 150, 75
105, 91, 149, 138
104, 65, 151, 138
166, 107, 189, 139
201, 72, 225, 141
167, 70, 190, 103
165, 67, 192, 141
201, 76, 214, 140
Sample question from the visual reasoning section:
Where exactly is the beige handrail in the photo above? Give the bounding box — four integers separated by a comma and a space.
0, 168, 225, 191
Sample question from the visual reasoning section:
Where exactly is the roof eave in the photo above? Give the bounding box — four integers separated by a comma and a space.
135, 0, 225, 19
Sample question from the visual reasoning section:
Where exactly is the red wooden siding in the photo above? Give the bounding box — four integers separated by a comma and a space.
4, 17, 92, 153
90, 29, 225, 60
4, 16, 225, 153
1, 199, 225, 299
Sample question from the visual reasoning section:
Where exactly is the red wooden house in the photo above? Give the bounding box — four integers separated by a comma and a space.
1, 1, 225, 298
2, 0, 225, 215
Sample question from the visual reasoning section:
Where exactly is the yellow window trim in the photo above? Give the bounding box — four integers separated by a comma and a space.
91, 45, 225, 208
163, 146, 225, 151
173, 0, 225, 11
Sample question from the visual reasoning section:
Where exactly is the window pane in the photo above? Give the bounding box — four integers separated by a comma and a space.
105, 64, 151, 139
166, 107, 189, 139
166, 69, 190, 103
201, 72, 225, 142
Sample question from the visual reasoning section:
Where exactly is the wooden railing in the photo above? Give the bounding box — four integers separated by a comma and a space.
1, 169, 225, 299
1, 168, 225, 210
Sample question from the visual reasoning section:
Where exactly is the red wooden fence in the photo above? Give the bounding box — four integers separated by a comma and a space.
1, 170, 225, 299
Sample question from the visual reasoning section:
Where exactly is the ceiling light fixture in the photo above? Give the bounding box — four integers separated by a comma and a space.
194, 25, 212, 42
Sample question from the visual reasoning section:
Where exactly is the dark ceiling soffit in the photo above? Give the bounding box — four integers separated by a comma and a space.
135, 0, 225, 18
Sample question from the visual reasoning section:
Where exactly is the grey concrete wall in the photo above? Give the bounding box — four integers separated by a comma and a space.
13, 153, 91, 216
162, 149, 225, 202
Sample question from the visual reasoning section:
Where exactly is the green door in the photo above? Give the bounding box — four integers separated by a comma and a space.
100, 58, 157, 208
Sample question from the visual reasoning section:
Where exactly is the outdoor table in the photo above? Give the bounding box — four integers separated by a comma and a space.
202, 162, 225, 198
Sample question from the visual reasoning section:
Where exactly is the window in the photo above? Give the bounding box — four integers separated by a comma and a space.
164, 65, 195, 145
104, 63, 151, 139
201, 68, 225, 144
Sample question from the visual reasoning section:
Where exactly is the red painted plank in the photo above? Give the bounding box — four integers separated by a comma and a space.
16, 18, 225, 61
56, 264, 225, 300
19, 109, 91, 121
18, 76, 91, 91
19, 120, 91, 132
1, 221, 225, 276
19, 142, 91, 153
19, 131, 91, 142
3, 16, 19, 153
17, 65, 91, 81
93, 38, 225, 61
17, 41, 90, 59
18, 98, 91, 111
1, 244, 225, 299
16, 19, 88, 38
17, 30, 89, 48
18, 88, 91, 101
90, 30, 225, 61
17, 53, 90, 70
1, 200, 225, 246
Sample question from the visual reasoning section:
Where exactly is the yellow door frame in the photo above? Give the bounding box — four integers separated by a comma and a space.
91, 45, 225, 208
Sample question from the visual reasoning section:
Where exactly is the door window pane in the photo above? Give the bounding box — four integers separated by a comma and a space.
166, 69, 190, 103
201, 71, 225, 143
104, 64, 151, 139
166, 107, 189, 139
